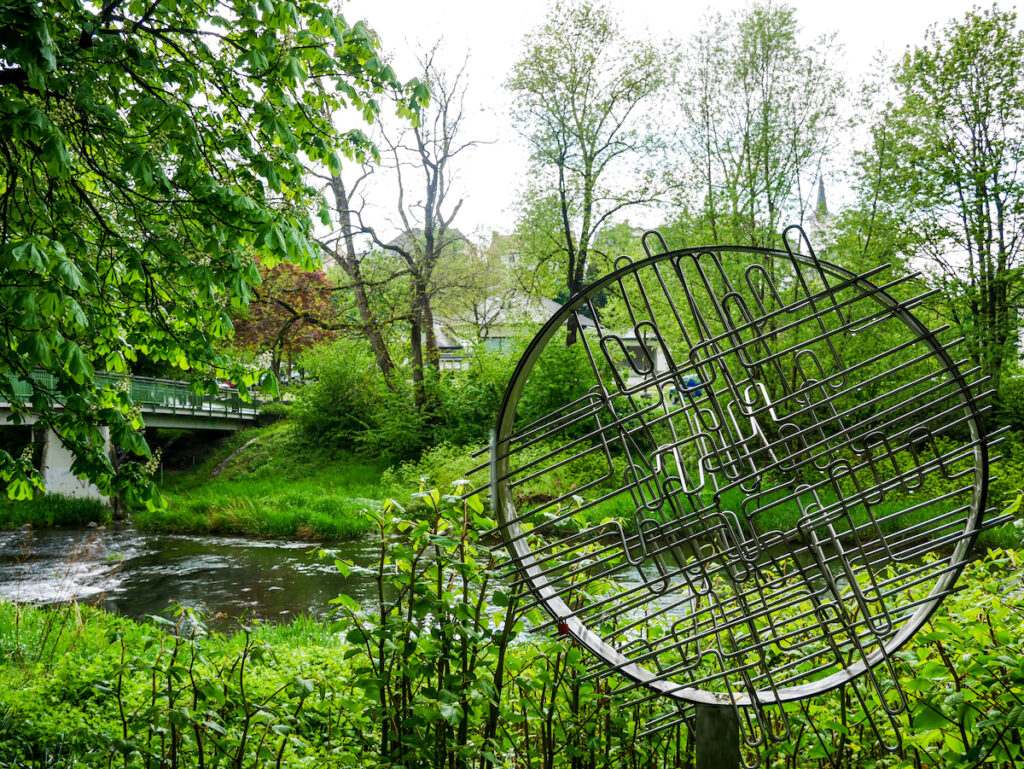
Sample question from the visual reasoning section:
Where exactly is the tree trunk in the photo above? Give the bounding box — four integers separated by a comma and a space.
410, 301, 425, 408
329, 172, 397, 382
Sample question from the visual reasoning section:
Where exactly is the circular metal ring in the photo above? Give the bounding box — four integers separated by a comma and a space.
491, 238, 987, 705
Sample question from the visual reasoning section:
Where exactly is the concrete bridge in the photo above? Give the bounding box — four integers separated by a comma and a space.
2, 372, 260, 502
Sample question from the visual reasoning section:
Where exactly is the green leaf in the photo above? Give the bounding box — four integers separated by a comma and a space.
335, 594, 360, 612
43, 134, 71, 176
259, 370, 279, 398
19, 332, 52, 367
63, 340, 93, 384
912, 699, 948, 731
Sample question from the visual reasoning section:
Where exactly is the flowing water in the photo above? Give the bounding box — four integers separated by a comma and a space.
0, 526, 694, 632
0, 527, 383, 629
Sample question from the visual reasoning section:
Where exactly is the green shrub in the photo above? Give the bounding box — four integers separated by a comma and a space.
515, 333, 602, 431
291, 330, 603, 462
7, 500, 1024, 767
255, 399, 291, 425
381, 441, 483, 497
356, 374, 428, 460
293, 339, 427, 460
996, 369, 1024, 431
292, 339, 387, 445
435, 341, 521, 446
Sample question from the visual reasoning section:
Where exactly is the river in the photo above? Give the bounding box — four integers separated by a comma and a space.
0, 527, 383, 629
0, 525, 693, 633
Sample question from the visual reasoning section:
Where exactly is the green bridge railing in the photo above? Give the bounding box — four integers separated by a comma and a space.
4, 372, 259, 420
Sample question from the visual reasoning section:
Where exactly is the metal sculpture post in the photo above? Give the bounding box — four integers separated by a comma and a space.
485, 226, 1000, 766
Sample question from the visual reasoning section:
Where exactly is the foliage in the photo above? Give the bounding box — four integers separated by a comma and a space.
322, 47, 477, 404
855, 6, 1024, 392
0, 0, 421, 504
433, 239, 526, 344
322, 486, 693, 769
294, 332, 555, 462
233, 262, 338, 377
755, 549, 1024, 767
508, 0, 673, 334
673, 1, 844, 247
136, 421, 390, 540
380, 441, 485, 497
435, 342, 522, 447
515, 333, 603, 430
7, 498, 1024, 767
291, 338, 423, 460
996, 371, 1024, 432
254, 399, 292, 425
431, 332, 602, 450
0, 603, 356, 767
369, 51, 475, 403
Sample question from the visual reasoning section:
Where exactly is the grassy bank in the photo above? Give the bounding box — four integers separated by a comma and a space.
136, 421, 392, 540
4, 415, 1021, 553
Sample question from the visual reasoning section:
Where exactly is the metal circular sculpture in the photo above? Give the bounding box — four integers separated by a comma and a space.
490, 227, 995, 748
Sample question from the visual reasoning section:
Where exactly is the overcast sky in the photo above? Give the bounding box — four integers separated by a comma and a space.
337, 0, 1014, 241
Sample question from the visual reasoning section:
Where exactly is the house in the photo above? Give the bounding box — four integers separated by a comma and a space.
434, 294, 597, 370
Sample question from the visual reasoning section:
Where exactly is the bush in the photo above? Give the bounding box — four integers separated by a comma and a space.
356, 374, 428, 460
515, 333, 604, 431
996, 369, 1024, 431
434, 332, 602, 448
381, 441, 483, 497
435, 342, 520, 446
292, 339, 388, 446
293, 339, 426, 460
255, 399, 291, 425
292, 330, 603, 463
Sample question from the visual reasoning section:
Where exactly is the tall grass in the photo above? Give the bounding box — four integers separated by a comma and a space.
531, 466, 1023, 553
0, 494, 110, 530
134, 491, 379, 539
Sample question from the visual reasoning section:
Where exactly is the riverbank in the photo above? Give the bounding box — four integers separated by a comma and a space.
139, 417, 1024, 551
0, 420, 481, 541
4, 417, 1023, 551
135, 421, 390, 539
0, 422, 407, 541
1, 548, 1023, 768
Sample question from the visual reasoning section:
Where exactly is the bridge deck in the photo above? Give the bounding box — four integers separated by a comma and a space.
2, 372, 259, 429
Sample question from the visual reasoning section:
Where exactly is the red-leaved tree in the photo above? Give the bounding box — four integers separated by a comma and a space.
233, 263, 338, 377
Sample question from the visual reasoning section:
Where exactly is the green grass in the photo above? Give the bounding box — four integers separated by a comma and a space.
0, 601, 346, 670
0, 494, 111, 530
522, 466, 1024, 556
136, 421, 396, 541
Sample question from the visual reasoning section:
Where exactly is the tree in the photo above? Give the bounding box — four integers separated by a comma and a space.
507, 0, 673, 342
855, 6, 1024, 393
355, 49, 478, 405
0, 0, 420, 502
318, 169, 400, 382
674, 2, 843, 247
432, 238, 520, 343
233, 263, 338, 377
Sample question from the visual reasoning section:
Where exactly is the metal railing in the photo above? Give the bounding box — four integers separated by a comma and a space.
3, 372, 259, 420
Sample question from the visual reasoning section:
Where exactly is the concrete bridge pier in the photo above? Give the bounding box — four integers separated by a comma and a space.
41, 427, 112, 506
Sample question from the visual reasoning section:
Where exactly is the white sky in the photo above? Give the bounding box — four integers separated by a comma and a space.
338, 0, 1015, 242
